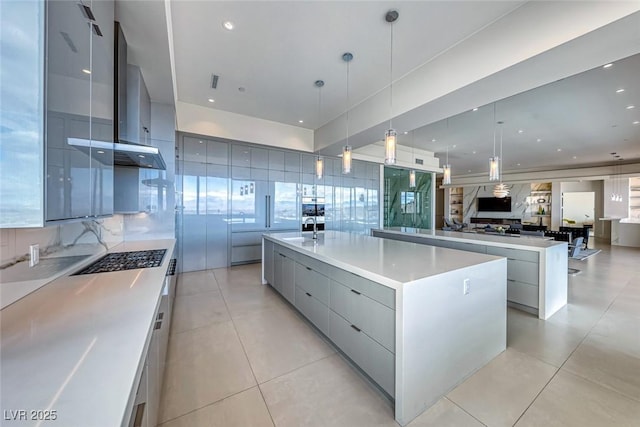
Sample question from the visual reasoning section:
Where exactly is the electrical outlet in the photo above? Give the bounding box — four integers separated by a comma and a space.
29, 244, 40, 267
463, 278, 470, 295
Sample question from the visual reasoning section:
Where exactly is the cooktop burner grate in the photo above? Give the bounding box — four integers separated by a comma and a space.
73, 249, 167, 275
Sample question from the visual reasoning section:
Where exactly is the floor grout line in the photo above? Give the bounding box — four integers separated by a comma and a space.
213, 267, 279, 427
444, 396, 488, 427
510, 267, 633, 426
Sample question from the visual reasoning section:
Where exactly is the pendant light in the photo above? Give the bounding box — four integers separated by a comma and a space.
493, 121, 510, 198
342, 53, 353, 174
384, 10, 399, 165
409, 170, 416, 188
314, 79, 325, 179
489, 104, 500, 182
443, 146, 452, 185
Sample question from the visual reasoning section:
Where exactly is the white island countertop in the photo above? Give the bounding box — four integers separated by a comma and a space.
0, 239, 176, 427
378, 227, 566, 252
264, 230, 503, 289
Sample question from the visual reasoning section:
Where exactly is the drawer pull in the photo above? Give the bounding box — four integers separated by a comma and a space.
154, 321, 162, 330
350, 289, 361, 295
279, 253, 285, 257
305, 292, 312, 297
306, 267, 312, 271
507, 258, 516, 261
157, 312, 164, 320
507, 279, 516, 283
350, 324, 361, 332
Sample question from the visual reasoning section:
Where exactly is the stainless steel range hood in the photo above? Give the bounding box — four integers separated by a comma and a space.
114, 22, 166, 170
114, 140, 166, 169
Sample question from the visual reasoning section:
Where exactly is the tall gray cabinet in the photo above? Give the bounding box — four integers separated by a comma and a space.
177, 133, 381, 272
0, 0, 114, 227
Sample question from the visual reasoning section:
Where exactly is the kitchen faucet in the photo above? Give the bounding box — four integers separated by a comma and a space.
304, 217, 318, 240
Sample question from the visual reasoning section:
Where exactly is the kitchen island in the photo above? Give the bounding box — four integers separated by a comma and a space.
0, 239, 176, 427
372, 227, 568, 320
262, 230, 507, 426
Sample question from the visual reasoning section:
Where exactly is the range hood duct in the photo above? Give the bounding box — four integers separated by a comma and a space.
114, 22, 166, 170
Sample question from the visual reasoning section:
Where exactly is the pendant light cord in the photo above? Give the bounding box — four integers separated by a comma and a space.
499, 122, 504, 184
346, 59, 350, 145
492, 103, 497, 157
389, 22, 394, 129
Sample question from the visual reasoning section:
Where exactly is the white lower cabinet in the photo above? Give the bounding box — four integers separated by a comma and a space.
266, 241, 396, 399
328, 310, 395, 397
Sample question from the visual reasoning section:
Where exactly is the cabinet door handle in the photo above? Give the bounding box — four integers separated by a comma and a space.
306, 267, 312, 271
79, 4, 96, 21
350, 324, 361, 332
350, 289, 361, 295
507, 279, 516, 283
305, 292, 312, 297
507, 258, 516, 261
279, 253, 285, 257
154, 320, 162, 330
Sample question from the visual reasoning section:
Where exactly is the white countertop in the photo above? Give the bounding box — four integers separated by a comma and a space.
0, 239, 176, 427
264, 231, 502, 289
376, 227, 565, 252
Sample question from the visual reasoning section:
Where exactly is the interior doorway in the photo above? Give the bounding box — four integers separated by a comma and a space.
562, 192, 596, 240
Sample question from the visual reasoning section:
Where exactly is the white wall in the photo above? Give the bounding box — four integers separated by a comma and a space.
560, 180, 605, 238
176, 101, 314, 152
562, 192, 595, 226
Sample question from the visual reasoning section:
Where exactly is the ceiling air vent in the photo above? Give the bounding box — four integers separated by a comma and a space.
415, 158, 424, 165
211, 74, 219, 89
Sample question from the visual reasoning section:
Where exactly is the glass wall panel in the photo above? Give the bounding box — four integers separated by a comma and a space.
383, 167, 432, 229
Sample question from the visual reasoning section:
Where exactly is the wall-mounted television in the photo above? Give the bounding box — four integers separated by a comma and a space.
477, 197, 511, 212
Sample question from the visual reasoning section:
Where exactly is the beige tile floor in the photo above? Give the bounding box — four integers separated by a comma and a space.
158, 241, 640, 427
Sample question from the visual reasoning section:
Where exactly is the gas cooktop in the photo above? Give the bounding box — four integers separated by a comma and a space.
73, 249, 167, 275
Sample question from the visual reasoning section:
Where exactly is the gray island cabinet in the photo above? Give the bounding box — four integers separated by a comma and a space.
262, 231, 507, 426
372, 227, 568, 320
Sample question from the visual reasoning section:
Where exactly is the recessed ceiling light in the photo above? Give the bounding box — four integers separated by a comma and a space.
199, 140, 203, 144
633, 121, 639, 125
616, 88, 625, 93
603, 63, 613, 69
432, 139, 436, 142
626, 105, 635, 109
298, 120, 304, 123
557, 148, 562, 152
82, 68, 91, 74
96, 150, 104, 154
403, 131, 408, 134
452, 144, 457, 148
573, 156, 577, 159
208, 98, 215, 103
223, 21, 234, 30
472, 150, 477, 154
472, 108, 478, 112
516, 163, 521, 166
536, 138, 542, 142
518, 129, 524, 134
138, 155, 145, 158
468, 169, 472, 173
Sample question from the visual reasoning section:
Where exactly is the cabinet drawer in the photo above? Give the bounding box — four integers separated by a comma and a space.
295, 263, 330, 305
486, 246, 539, 263
507, 259, 539, 285
507, 280, 539, 308
295, 286, 329, 336
329, 268, 395, 309
297, 253, 333, 277
274, 244, 298, 261
330, 280, 395, 352
329, 310, 395, 397
451, 242, 487, 254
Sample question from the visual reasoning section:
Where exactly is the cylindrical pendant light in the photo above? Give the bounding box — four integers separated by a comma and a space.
342, 145, 352, 174
493, 121, 509, 198
443, 145, 451, 185
342, 53, 353, 174
409, 169, 416, 188
489, 104, 500, 182
316, 156, 324, 179
384, 129, 397, 165
384, 10, 399, 165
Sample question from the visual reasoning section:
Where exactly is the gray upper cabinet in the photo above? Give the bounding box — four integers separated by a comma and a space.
45, 0, 114, 222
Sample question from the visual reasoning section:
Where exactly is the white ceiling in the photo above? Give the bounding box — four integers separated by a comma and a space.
117, 1, 640, 177
168, 1, 524, 129
422, 52, 640, 177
